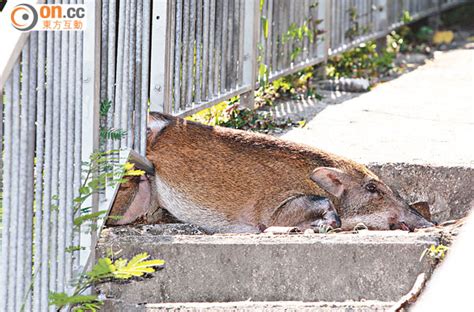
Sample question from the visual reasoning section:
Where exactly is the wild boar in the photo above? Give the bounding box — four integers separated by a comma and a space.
109, 112, 433, 233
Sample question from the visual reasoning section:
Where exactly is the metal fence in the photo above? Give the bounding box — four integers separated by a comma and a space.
0, 28, 85, 312
0, 0, 469, 311
0, 0, 151, 311
150, 0, 469, 116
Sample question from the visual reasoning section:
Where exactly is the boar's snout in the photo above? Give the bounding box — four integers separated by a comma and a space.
396, 205, 435, 231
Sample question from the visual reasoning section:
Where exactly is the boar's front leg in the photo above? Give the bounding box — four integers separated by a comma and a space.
270, 195, 341, 230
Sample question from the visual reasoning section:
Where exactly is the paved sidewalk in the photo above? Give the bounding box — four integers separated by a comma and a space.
281, 49, 474, 167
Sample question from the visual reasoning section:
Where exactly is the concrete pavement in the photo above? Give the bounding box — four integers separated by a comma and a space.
281, 49, 474, 167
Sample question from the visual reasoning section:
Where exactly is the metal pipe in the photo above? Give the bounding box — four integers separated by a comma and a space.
33, 30, 46, 312
8, 60, 21, 312
173, 0, 183, 112
1, 71, 13, 312
16, 41, 30, 312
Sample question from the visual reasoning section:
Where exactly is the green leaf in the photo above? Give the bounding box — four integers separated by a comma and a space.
65, 245, 85, 253
113, 252, 165, 279
290, 47, 302, 61
49, 292, 100, 307
87, 257, 115, 280
100, 99, 112, 117
74, 210, 108, 227
79, 186, 90, 195
100, 128, 127, 141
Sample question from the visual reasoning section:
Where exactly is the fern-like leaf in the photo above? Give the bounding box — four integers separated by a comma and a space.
100, 99, 112, 117
86, 258, 115, 280
48, 292, 102, 309
100, 128, 127, 141
112, 252, 165, 279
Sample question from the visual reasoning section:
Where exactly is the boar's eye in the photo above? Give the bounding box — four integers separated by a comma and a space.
365, 182, 378, 193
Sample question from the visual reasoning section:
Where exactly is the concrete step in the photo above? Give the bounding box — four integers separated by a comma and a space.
96, 226, 440, 310
102, 300, 396, 312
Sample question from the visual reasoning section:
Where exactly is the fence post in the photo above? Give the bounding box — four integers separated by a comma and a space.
80, 0, 101, 272
240, 0, 260, 109
375, 0, 389, 32
318, 0, 329, 62
150, 0, 172, 113
374, 0, 389, 53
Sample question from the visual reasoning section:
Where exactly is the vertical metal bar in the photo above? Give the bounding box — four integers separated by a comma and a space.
220, 0, 228, 93
173, 0, 183, 112
226, 0, 233, 90
317, 0, 328, 61
375, 0, 388, 33
128, 0, 137, 148
121, 0, 131, 147
240, 0, 260, 108
214, 0, 222, 95
49, 29, 62, 304
113, 0, 126, 150
1, 73, 13, 312
8, 61, 21, 312
106, 0, 117, 153
271, 0, 278, 72
100, 0, 109, 102
135, 0, 144, 152
80, 0, 100, 273
262, 0, 270, 69
186, 0, 196, 107
57, 28, 69, 295
41, 30, 54, 312
73, 25, 83, 276
150, 0, 171, 113
195, 0, 203, 102
33, 31, 46, 312
283, 0, 290, 68
232, 0, 240, 90
208, 0, 216, 97
16, 42, 30, 311
202, 0, 210, 100
163, 0, 175, 115
238, 0, 245, 85
288, 0, 295, 65
181, 0, 190, 109
24, 31, 38, 312
277, 0, 284, 71
66, 21, 77, 287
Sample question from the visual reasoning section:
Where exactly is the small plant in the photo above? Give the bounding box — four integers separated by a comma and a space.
420, 244, 449, 263
188, 67, 320, 132
49, 252, 165, 311
48, 153, 162, 311
99, 99, 127, 147
326, 41, 396, 80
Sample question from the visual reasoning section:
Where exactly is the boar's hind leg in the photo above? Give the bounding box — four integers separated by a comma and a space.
270, 195, 341, 230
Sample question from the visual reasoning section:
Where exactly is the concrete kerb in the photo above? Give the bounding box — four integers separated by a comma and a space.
96, 227, 439, 305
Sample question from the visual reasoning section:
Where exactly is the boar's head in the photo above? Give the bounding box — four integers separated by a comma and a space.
310, 167, 434, 231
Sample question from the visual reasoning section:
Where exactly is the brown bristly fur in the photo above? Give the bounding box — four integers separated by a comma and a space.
145, 112, 376, 226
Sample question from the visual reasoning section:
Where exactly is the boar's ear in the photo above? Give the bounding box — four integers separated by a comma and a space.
146, 113, 170, 145
310, 167, 346, 199
409, 201, 432, 222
